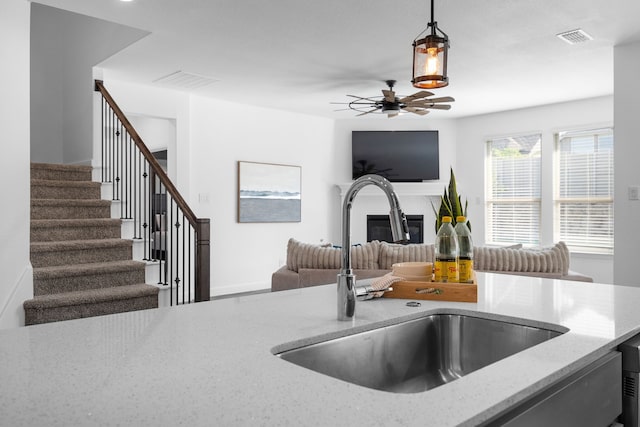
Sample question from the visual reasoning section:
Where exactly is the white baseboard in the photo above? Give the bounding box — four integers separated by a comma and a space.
210, 281, 271, 298
0, 264, 33, 330
68, 158, 93, 166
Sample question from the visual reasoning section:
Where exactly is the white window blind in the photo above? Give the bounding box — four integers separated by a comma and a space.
486, 134, 541, 245
555, 128, 613, 252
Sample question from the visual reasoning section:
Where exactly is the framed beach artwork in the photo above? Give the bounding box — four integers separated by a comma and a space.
237, 161, 302, 223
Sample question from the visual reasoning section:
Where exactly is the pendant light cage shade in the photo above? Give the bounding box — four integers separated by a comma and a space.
412, 29, 449, 89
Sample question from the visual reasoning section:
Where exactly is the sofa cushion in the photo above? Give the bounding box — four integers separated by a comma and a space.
474, 242, 569, 275
286, 238, 380, 272
378, 242, 435, 270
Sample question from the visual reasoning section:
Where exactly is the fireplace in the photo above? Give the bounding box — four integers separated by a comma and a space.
367, 215, 424, 244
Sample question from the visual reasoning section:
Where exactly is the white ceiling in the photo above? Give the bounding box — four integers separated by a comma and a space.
33, 0, 640, 119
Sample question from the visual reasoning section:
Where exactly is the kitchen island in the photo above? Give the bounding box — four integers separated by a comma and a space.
1, 272, 639, 426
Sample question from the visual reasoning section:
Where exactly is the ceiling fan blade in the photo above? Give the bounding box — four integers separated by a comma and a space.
347, 94, 379, 103
348, 101, 378, 106
399, 91, 434, 103
405, 97, 454, 107
403, 107, 430, 116
356, 108, 379, 117
404, 102, 452, 110
382, 89, 396, 103
427, 104, 452, 110
426, 96, 456, 103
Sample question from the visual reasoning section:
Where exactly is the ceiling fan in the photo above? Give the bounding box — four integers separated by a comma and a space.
332, 80, 454, 118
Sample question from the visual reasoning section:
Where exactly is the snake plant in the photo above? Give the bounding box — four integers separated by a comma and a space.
431, 167, 470, 233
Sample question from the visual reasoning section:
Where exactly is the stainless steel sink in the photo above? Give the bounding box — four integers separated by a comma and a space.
275, 312, 566, 393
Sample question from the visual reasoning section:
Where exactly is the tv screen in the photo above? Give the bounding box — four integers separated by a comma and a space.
352, 130, 440, 182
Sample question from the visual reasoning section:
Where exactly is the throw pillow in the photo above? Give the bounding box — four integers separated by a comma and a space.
378, 242, 435, 270
286, 238, 380, 272
474, 242, 569, 274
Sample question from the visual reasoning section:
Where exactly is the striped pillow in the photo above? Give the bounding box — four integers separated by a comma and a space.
286, 238, 380, 272
474, 242, 569, 274
378, 242, 435, 270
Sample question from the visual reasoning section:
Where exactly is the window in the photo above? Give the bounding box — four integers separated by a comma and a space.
486, 134, 541, 245
555, 128, 614, 252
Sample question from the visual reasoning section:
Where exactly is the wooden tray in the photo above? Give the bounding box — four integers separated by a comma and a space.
383, 274, 477, 302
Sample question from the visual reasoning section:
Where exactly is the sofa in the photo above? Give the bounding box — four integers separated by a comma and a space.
271, 238, 593, 292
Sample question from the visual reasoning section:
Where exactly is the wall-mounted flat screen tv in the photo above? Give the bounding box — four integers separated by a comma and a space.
352, 130, 440, 182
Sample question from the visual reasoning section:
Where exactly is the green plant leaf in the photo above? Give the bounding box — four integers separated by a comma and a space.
448, 168, 463, 224
431, 167, 471, 234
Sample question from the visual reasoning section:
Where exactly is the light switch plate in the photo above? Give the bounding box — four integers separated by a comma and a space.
629, 186, 639, 201
198, 192, 210, 203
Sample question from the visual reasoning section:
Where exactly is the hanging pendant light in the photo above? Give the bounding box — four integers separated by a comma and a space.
412, 0, 449, 89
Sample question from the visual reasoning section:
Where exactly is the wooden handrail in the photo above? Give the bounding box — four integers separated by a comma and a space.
94, 80, 197, 226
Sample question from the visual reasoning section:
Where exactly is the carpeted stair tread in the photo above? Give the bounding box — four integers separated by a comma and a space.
23, 284, 159, 310
33, 260, 145, 280
24, 284, 159, 325
31, 218, 121, 227
31, 198, 111, 207
30, 239, 133, 267
31, 179, 101, 200
31, 238, 132, 253
31, 162, 93, 181
32, 260, 147, 295
31, 218, 122, 242
31, 179, 100, 188
31, 199, 112, 220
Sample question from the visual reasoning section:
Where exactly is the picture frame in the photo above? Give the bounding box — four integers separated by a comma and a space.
237, 161, 302, 223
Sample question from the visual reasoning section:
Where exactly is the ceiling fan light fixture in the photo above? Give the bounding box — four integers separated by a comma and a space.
381, 103, 401, 113
331, 79, 454, 118
412, 0, 449, 89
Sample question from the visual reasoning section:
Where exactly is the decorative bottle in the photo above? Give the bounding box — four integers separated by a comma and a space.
434, 216, 459, 282
454, 216, 474, 283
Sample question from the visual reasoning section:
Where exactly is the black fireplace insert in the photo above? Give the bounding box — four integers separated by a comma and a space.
367, 215, 424, 244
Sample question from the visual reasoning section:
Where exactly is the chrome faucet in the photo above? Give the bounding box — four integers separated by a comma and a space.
337, 174, 410, 320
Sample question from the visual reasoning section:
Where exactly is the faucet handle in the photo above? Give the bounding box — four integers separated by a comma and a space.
390, 208, 411, 243
356, 285, 394, 300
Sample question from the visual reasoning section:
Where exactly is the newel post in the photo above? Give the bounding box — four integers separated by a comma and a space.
195, 218, 211, 302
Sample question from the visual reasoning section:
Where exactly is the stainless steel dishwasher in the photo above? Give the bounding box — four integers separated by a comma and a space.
619, 334, 640, 427
484, 351, 621, 426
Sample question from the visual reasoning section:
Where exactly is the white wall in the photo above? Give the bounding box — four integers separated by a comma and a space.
31, 4, 148, 165
614, 41, 640, 287
128, 115, 177, 181
332, 118, 458, 245
188, 96, 336, 295
456, 96, 614, 284
0, 0, 32, 329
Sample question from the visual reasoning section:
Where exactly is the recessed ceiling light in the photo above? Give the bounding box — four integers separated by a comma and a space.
120, 0, 134, 2
556, 29, 593, 45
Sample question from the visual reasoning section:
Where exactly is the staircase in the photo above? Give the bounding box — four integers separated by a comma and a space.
23, 162, 159, 326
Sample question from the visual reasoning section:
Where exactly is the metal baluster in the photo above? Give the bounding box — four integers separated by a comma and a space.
168, 194, 173, 305
142, 160, 149, 260
188, 223, 192, 303
101, 99, 105, 182
128, 131, 133, 219
182, 212, 185, 304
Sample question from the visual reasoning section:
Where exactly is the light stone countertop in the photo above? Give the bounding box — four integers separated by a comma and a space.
2, 272, 640, 426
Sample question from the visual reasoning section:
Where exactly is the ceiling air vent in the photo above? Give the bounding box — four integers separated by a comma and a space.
556, 28, 593, 45
153, 71, 219, 90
